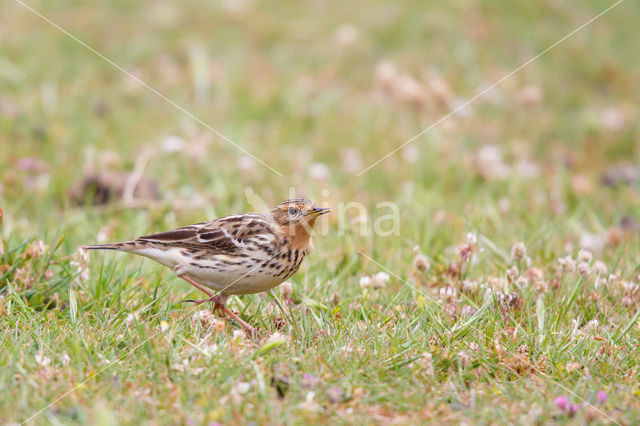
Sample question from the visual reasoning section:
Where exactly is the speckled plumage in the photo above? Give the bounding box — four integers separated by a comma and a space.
83, 198, 329, 337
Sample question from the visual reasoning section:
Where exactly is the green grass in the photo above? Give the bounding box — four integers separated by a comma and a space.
2, 0, 640, 423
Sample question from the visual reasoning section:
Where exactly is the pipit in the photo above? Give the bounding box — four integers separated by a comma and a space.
84, 198, 329, 338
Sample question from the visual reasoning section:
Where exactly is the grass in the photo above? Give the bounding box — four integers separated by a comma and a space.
1, 0, 640, 423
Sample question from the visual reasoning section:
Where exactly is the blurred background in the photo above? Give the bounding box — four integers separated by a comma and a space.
2, 0, 640, 423
2, 0, 639, 244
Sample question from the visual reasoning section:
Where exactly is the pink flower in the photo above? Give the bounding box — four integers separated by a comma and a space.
554, 396, 569, 411
597, 390, 607, 403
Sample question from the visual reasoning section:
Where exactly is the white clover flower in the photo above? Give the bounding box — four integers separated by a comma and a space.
592, 260, 607, 276
462, 280, 478, 293
235, 381, 251, 395
577, 262, 590, 276
466, 233, 478, 245
439, 286, 457, 300
511, 242, 527, 261
577, 249, 593, 263
515, 276, 529, 289
60, 353, 71, 366
280, 281, 293, 299
373, 272, 390, 289
35, 352, 51, 367
308, 163, 330, 180
359, 276, 372, 289
559, 256, 576, 273
74, 246, 89, 263
413, 254, 430, 273
506, 266, 519, 278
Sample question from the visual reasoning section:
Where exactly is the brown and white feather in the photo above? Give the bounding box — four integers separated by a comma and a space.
83, 200, 323, 296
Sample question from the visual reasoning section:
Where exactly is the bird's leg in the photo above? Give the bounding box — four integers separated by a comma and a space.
213, 296, 262, 339
174, 267, 261, 339
175, 272, 216, 304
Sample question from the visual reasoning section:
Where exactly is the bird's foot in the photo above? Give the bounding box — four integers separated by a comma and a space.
181, 294, 261, 340
217, 303, 262, 340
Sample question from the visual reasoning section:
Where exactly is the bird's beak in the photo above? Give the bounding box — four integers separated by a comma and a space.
306, 207, 331, 217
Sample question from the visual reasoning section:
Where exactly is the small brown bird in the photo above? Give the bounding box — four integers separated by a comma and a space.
83, 198, 329, 337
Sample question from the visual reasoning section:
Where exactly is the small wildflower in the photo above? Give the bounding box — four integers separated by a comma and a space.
213, 319, 226, 333
60, 352, 71, 366
280, 281, 293, 300
517, 85, 543, 106
527, 267, 544, 283
622, 281, 639, 294
74, 246, 89, 263
237, 155, 256, 171
555, 396, 569, 411
506, 266, 519, 278
584, 319, 599, 333
420, 352, 434, 375
235, 382, 251, 395
194, 310, 216, 328
359, 276, 372, 289
326, 386, 345, 403
373, 272, 390, 289
498, 197, 511, 213
125, 313, 139, 326
160, 320, 169, 332
515, 276, 529, 289
413, 254, 430, 273
559, 256, 576, 273
334, 23, 358, 48
298, 391, 322, 413
461, 305, 476, 317
569, 404, 580, 415
462, 279, 478, 293
301, 373, 322, 388
596, 390, 607, 403
621, 295, 632, 307
476, 145, 510, 180
592, 260, 607, 276
35, 352, 51, 367
308, 163, 330, 180
487, 276, 506, 291
439, 286, 457, 300
331, 292, 341, 306
577, 249, 593, 263
456, 244, 473, 262
161, 135, 185, 153
511, 242, 527, 261
26, 240, 47, 258
466, 232, 477, 245
340, 148, 364, 173
577, 262, 590, 276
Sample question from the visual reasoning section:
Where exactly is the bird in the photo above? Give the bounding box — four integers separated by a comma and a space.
83, 198, 329, 338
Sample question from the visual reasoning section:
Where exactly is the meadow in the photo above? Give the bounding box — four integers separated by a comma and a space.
1, 0, 640, 424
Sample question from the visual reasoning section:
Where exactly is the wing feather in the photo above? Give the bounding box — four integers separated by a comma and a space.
136, 214, 274, 254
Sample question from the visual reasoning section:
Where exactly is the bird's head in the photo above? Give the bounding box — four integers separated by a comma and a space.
270, 198, 330, 229
270, 198, 329, 248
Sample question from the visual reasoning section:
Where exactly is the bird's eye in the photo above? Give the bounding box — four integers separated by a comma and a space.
288, 206, 298, 215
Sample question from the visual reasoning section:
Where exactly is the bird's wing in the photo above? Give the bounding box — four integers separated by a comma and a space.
136, 214, 274, 253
